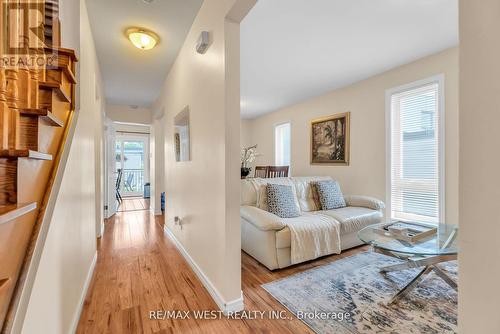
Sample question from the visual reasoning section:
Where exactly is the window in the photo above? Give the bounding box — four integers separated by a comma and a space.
275, 122, 291, 167
387, 76, 444, 224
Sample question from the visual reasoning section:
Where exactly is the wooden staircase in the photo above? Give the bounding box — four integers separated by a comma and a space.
0, 1, 78, 332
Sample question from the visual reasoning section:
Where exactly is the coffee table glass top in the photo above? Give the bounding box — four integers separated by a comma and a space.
358, 222, 458, 256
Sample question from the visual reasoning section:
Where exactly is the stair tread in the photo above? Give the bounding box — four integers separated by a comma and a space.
47, 65, 77, 84
42, 111, 64, 127
44, 46, 78, 62
20, 108, 48, 116
0, 150, 52, 160
62, 66, 77, 84
0, 278, 8, 289
20, 108, 64, 127
39, 82, 71, 103
0, 203, 37, 225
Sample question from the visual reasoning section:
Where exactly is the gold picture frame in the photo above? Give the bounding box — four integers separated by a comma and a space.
310, 112, 350, 165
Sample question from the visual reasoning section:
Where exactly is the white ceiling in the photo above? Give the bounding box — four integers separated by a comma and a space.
240, 0, 458, 119
86, 0, 202, 107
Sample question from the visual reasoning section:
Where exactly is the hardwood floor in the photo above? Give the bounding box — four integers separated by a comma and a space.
77, 210, 368, 333
117, 197, 150, 212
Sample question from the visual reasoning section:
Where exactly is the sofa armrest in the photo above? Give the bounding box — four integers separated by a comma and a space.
344, 195, 385, 211
240, 206, 286, 231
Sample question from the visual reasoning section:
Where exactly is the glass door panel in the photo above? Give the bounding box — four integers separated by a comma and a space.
115, 137, 146, 197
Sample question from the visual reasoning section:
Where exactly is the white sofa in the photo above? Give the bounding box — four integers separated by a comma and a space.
241, 176, 385, 270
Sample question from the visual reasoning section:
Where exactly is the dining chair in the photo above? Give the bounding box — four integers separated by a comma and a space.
116, 169, 123, 203
254, 166, 269, 178
267, 166, 289, 178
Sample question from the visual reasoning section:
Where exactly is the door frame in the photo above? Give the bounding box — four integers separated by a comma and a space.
115, 133, 150, 198
104, 118, 116, 219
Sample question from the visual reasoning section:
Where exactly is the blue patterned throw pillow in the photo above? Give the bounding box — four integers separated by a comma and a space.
266, 184, 300, 218
313, 180, 346, 210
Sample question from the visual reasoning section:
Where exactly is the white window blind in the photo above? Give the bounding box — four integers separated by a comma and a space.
275, 122, 291, 167
389, 80, 443, 224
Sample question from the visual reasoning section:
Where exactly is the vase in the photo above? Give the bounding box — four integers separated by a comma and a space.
241, 167, 251, 179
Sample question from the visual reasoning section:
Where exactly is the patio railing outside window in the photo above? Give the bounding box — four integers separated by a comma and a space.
120, 169, 145, 195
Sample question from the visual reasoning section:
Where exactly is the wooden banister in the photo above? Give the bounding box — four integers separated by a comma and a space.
0, 69, 8, 150
5, 68, 20, 150
0, 203, 37, 226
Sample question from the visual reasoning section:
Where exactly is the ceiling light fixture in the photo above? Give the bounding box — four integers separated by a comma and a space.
126, 28, 159, 50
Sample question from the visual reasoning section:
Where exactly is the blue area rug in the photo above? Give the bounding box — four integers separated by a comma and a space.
262, 252, 457, 334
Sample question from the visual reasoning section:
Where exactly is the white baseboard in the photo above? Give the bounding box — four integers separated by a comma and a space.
99, 221, 105, 238
70, 251, 97, 333
151, 207, 162, 216
164, 227, 244, 314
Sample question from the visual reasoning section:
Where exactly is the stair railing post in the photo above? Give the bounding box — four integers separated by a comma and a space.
5, 0, 21, 149
0, 0, 10, 149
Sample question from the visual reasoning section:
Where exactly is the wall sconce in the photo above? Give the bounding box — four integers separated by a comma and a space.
196, 31, 210, 54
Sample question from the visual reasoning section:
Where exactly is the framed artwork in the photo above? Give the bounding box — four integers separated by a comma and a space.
310, 112, 350, 165
174, 133, 181, 161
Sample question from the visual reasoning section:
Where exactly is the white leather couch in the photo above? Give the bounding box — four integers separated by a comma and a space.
241, 176, 385, 270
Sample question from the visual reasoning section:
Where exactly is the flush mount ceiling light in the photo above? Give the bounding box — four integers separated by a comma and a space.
126, 28, 159, 50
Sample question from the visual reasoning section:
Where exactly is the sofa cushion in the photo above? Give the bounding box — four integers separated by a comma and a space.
252, 177, 300, 212
266, 184, 300, 218
241, 179, 258, 206
290, 176, 332, 212
317, 207, 383, 235
313, 180, 346, 210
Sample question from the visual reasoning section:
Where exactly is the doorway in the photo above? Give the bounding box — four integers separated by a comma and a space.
115, 135, 149, 197
104, 121, 152, 218
114, 131, 150, 213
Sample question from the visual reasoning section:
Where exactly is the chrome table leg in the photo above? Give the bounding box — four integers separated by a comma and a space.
374, 247, 458, 304
380, 254, 456, 273
388, 266, 433, 304
432, 265, 458, 290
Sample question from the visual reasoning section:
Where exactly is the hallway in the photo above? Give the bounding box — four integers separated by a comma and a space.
117, 197, 151, 212
77, 210, 227, 333
77, 209, 365, 333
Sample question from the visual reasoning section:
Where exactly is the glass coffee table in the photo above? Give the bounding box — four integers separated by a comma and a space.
358, 222, 458, 304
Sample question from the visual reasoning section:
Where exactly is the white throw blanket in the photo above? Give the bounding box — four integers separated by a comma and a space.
283, 213, 341, 264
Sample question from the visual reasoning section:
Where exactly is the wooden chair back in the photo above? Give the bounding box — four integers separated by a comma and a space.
267, 166, 289, 178
254, 166, 268, 178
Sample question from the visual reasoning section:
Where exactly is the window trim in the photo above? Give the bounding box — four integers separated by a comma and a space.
274, 121, 292, 168
385, 74, 446, 224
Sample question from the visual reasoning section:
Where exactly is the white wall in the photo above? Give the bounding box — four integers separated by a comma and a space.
94, 74, 105, 238
240, 119, 252, 148
106, 104, 152, 124
459, 1, 500, 332
153, 0, 255, 310
150, 113, 165, 215
20, 1, 104, 333
245, 47, 459, 222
